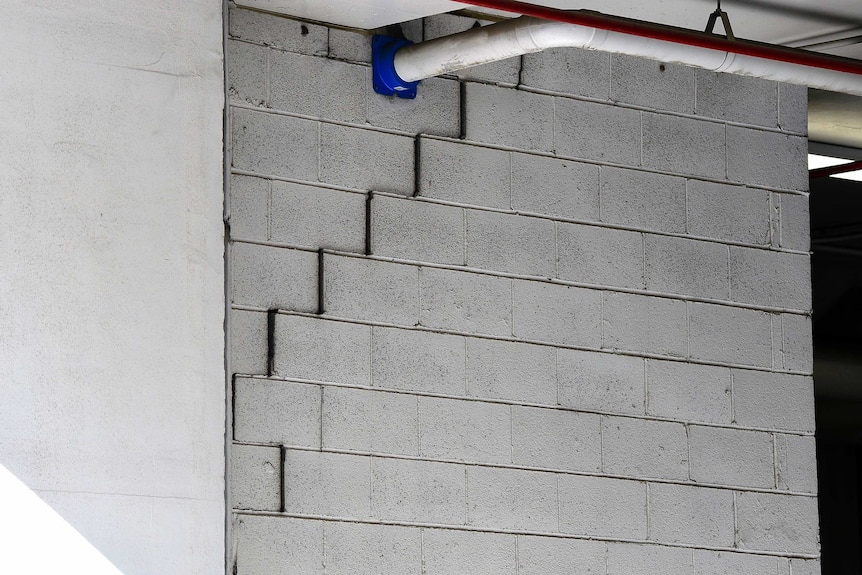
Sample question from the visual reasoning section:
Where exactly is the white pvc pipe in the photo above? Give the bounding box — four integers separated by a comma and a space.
392, 16, 862, 96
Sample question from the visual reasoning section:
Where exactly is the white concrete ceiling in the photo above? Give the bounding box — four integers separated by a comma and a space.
236, 0, 862, 59
236, 0, 862, 146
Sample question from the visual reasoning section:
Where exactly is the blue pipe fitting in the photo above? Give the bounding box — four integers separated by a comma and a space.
372, 35, 420, 99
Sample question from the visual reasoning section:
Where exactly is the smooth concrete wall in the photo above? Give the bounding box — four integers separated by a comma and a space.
0, 1, 225, 573
227, 7, 818, 574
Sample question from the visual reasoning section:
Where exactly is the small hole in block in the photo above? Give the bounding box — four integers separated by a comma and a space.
659, 64, 666, 72
301, 24, 309, 36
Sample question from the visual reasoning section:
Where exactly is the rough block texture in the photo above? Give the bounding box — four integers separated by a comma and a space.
231, 242, 317, 311
464, 83, 555, 152
228, 10, 817, 573
600, 167, 687, 233
646, 360, 731, 424
233, 378, 321, 447
687, 180, 771, 245
270, 181, 365, 251
688, 425, 775, 488
648, 483, 735, 547
370, 194, 464, 265
230, 443, 281, 511
555, 98, 641, 165
601, 416, 689, 480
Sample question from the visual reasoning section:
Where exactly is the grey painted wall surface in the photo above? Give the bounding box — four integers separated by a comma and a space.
227, 7, 818, 573
0, 1, 225, 573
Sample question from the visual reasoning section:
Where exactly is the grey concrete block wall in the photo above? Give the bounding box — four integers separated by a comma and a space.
227, 7, 818, 575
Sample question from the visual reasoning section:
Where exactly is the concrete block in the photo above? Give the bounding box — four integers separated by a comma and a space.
599, 167, 687, 233
511, 152, 600, 221
729, 247, 811, 310
688, 303, 772, 367
693, 550, 780, 575
790, 559, 821, 575
602, 292, 688, 358
319, 123, 414, 194
231, 107, 319, 180
513, 280, 602, 347
323, 522, 421, 575
610, 54, 695, 114
558, 474, 647, 538
466, 338, 557, 404
727, 127, 807, 191
229, 7, 328, 55
328, 28, 371, 63
273, 314, 371, 385
467, 466, 558, 532
607, 542, 692, 575
557, 348, 645, 415
696, 70, 778, 127
646, 360, 732, 424
779, 83, 808, 134
230, 443, 281, 511
419, 267, 512, 337
371, 458, 466, 524
371, 326, 466, 395
782, 313, 813, 373
422, 529, 516, 575
230, 308, 268, 376
270, 181, 365, 252
234, 515, 324, 575
557, 223, 644, 289
689, 425, 775, 488
231, 242, 318, 310
733, 370, 815, 432
367, 77, 460, 137
418, 137, 511, 209
419, 396, 511, 464
283, 450, 371, 518
323, 254, 420, 325
642, 112, 726, 180
687, 180, 771, 245
521, 47, 610, 100
645, 234, 729, 300
517, 536, 606, 575
601, 416, 688, 480
464, 83, 555, 152
370, 194, 464, 265
555, 98, 641, 165
230, 174, 269, 241
512, 405, 602, 472
736, 492, 819, 553
649, 483, 735, 546
466, 210, 556, 276
227, 39, 266, 106
233, 378, 321, 447
269, 51, 365, 123
776, 434, 817, 493
778, 192, 811, 251
424, 14, 521, 85
322, 386, 418, 456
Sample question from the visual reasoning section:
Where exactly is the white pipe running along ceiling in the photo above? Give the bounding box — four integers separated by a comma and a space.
391, 16, 862, 96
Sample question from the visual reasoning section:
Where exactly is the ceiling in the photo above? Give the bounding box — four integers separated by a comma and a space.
236, 0, 862, 148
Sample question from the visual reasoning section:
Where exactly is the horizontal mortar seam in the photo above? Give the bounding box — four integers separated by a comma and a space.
235, 440, 820, 497
229, 306, 814, 375
418, 133, 810, 196
232, 374, 816, 437
372, 189, 812, 256
231, 510, 820, 559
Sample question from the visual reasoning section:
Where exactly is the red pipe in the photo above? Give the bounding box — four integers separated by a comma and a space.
455, 0, 862, 76
810, 160, 862, 179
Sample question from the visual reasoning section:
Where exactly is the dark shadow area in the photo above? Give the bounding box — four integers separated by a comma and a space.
811, 159, 862, 574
